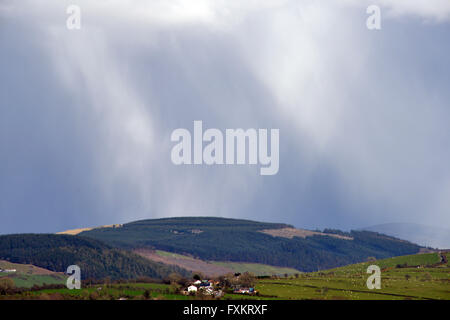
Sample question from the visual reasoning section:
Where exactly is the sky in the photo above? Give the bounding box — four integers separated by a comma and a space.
1, 0, 450, 234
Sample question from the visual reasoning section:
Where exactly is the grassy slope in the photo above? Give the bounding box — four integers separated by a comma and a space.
256, 252, 450, 300
0, 260, 66, 288
211, 262, 300, 276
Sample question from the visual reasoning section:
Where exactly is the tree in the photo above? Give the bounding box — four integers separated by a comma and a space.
218, 275, 232, 288
193, 273, 204, 281
238, 272, 256, 288
167, 272, 183, 284
176, 277, 190, 287
0, 278, 15, 294
170, 282, 182, 294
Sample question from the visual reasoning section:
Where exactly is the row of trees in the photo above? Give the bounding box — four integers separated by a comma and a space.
141, 230, 421, 272
0, 234, 190, 280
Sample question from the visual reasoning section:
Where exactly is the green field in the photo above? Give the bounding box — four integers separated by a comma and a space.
38, 283, 190, 300
1, 282, 193, 300
3, 275, 66, 288
255, 252, 450, 300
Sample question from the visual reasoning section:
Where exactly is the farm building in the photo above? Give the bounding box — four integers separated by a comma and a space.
187, 285, 198, 293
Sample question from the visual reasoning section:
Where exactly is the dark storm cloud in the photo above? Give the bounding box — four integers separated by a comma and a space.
1, 0, 449, 234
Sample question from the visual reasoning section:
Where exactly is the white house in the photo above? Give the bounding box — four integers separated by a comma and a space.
187, 285, 198, 293
193, 280, 202, 285
0, 269, 16, 273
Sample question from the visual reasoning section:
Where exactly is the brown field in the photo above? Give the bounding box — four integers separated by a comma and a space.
259, 227, 353, 240
134, 249, 233, 277
56, 224, 123, 235
0, 260, 59, 276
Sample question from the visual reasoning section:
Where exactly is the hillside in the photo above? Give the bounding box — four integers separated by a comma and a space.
79, 217, 422, 272
256, 251, 450, 300
134, 249, 301, 277
0, 234, 189, 280
361, 223, 450, 249
0, 260, 66, 288
2, 251, 448, 300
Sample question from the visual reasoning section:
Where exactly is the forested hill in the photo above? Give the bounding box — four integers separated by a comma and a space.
0, 234, 189, 280
81, 217, 292, 248
79, 217, 422, 272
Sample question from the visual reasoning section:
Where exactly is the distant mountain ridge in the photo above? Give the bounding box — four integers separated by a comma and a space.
78, 217, 422, 272
0, 217, 425, 280
361, 223, 450, 249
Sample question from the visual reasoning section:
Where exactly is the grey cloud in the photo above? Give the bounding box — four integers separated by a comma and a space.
1, 1, 449, 234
